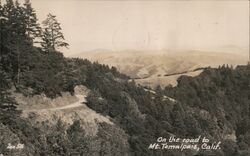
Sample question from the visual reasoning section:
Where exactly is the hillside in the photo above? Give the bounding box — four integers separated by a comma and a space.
71, 50, 248, 88
1, 47, 250, 155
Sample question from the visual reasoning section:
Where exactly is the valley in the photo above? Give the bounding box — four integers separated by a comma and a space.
72, 49, 248, 88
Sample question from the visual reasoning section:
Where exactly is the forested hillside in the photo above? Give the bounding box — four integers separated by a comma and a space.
1, 1, 250, 156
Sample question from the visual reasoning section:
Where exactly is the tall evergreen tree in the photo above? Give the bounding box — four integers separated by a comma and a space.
41, 13, 68, 52
2, 0, 29, 84
1, 0, 17, 78
23, 0, 41, 41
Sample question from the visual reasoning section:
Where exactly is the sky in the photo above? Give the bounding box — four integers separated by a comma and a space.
28, 0, 249, 55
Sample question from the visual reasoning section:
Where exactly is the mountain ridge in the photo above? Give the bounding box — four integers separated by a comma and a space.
71, 49, 248, 88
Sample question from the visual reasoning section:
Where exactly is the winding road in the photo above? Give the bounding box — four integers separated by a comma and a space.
23, 95, 86, 112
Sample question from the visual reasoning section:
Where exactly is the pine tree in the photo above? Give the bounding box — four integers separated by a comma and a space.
3, 0, 26, 36
23, 0, 41, 41
10, 0, 26, 84
2, 0, 18, 79
14, 0, 26, 36
41, 13, 68, 52
1, 0, 29, 84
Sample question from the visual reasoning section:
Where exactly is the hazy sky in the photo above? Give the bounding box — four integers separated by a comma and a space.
29, 0, 249, 54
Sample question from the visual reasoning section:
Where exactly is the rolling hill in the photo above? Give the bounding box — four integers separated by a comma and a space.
71, 49, 248, 88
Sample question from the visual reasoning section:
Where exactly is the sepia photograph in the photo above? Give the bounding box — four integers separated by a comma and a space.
0, 0, 249, 155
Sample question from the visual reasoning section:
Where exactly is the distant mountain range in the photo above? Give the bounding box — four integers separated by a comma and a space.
71, 49, 248, 88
